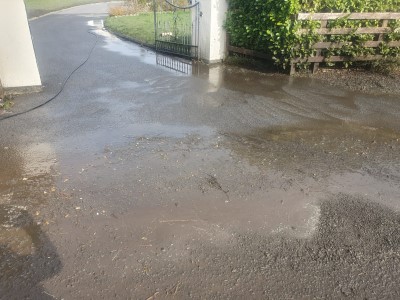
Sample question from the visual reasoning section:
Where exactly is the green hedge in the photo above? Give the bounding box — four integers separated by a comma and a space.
225, 0, 400, 69
300, 0, 400, 12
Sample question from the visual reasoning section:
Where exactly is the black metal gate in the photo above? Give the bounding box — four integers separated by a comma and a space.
153, 0, 200, 59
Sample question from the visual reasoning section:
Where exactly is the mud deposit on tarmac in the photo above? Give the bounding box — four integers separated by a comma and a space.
224, 121, 400, 179
1, 3, 400, 299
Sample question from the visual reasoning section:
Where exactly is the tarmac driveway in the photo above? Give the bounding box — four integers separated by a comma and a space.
1, 3, 400, 299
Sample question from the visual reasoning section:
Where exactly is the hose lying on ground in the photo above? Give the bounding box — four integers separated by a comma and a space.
0, 30, 99, 122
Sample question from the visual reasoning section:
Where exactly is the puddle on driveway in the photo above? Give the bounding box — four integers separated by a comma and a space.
93, 28, 165, 68
86, 17, 400, 132
96, 31, 400, 129
96, 28, 205, 76
0, 144, 61, 298
42, 19, 400, 238
0, 142, 57, 198
0, 204, 61, 298
57, 123, 213, 157
222, 121, 400, 178
9, 6, 399, 298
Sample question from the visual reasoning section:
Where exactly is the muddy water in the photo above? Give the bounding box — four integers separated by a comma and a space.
223, 121, 400, 177
1, 4, 400, 297
0, 142, 61, 298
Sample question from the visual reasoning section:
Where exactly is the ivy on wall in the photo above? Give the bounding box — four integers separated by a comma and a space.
225, 0, 400, 69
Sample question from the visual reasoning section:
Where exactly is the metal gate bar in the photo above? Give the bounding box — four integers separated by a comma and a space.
153, 0, 199, 59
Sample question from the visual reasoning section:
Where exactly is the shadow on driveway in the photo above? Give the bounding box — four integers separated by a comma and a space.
0, 205, 61, 299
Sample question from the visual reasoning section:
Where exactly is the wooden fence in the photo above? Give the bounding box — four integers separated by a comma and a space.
226, 12, 400, 75
291, 12, 400, 74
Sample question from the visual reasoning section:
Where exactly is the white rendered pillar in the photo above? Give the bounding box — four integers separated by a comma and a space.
198, 0, 228, 63
0, 0, 41, 89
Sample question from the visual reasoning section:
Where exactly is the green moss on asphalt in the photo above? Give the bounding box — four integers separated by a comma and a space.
0, 96, 14, 112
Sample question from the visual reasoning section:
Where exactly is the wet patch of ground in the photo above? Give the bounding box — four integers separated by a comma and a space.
31, 122, 400, 298
223, 121, 400, 180
174, 195, 400, 298
0, 205, 61, 299
301, 67, 400, 96
1, 3, 400, 298
120, 195, 400, 298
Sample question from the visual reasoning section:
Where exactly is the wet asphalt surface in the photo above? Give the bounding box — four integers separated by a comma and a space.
1, 3, 400, 299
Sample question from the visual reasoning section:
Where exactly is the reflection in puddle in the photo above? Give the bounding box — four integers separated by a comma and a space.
92, 23, 210, 77
87, 19, 103, 28
91, 18, 400, 128
0, 205, 37, 255
93, 81, 141, 96
23, 143, 56, 176
0, 147, 24, 192
0, 205, 61, 298
58, 122, 214, 154
95, 29, 161, 67
0, 142, 59, 213
156, 54, 192, 74
0, 142, 61, 296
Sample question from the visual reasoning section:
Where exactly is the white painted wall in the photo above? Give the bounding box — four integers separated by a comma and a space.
0, 0, 41, 88
198, 0, 228, 63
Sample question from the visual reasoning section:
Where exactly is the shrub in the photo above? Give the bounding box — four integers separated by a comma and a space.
109, 0, 192, 16
154, 0, 192, 11
225, 0, 400, 70
109, 0, 151, 16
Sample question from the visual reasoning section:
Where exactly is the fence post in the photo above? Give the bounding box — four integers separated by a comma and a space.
0, 0, 41, 90
313, 20, 328, 73
198, 0, 228, 63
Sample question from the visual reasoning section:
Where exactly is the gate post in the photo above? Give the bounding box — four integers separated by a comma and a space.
198, 0, 228, 63
0, 0, 41, 91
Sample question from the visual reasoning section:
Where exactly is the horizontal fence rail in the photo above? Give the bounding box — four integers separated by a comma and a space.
226, 45, 271, 60
226, 12, 399, 74
291, 12, 400, 74
297, 27, 392, 35
311, 41, 400, 49
297, 12, 400, 20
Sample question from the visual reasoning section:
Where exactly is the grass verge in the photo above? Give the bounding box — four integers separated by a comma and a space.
24, 0, 107, 18
104, 11, 191, 46
104, 13, 156, 46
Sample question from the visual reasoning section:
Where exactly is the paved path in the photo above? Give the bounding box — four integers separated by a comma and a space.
1, 3, 400, 299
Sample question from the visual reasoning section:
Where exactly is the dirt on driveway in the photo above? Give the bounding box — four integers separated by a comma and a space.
1, 3, 400, 299
305, 67, 400, 96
